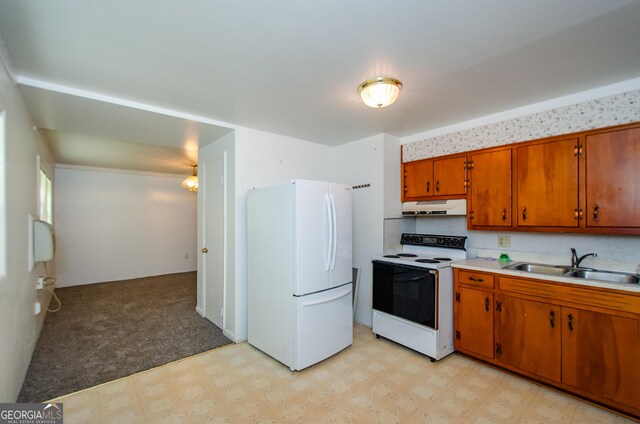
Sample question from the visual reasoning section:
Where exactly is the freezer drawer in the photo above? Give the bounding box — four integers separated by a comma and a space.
293, 284, 353, 370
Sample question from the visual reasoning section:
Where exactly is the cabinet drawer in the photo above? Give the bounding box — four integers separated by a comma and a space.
499, 276, 640, 315
457, 270, 494, 288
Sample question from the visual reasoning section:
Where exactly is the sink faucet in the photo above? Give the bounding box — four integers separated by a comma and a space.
570, 248, 597, 268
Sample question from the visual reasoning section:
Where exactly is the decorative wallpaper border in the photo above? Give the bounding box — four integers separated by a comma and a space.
402, 89, 640, 162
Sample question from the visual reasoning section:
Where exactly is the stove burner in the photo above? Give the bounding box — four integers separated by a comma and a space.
415, 259, 440, 264
384, 255, 401, 258
397, 253, 418, 257
434, 257, 452, 261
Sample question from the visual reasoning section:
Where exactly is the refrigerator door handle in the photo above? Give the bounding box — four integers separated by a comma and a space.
300, 285, 351, 307
324, 194, 333, 271
330, 194, 338, 270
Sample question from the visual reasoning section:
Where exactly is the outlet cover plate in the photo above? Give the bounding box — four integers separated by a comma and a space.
497, 235, 511, 248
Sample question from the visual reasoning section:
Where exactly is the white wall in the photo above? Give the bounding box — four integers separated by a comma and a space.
334, 135, 384, 325
332, 133, 402, 326
54, 166, 197, 286
231, 127, 333, 341
383, 134, 402, 219
0, 55, 55, 401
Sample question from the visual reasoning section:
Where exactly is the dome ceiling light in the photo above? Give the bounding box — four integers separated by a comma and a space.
358, 77, 403, 108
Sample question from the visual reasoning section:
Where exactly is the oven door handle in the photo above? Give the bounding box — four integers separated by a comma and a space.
395, 275, 432, 282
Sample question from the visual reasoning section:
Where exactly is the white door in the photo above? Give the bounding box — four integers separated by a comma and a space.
294, 180, 331, 296
329, 183, 352, 287
293, 284, 353, 370
203, 158, 225, 328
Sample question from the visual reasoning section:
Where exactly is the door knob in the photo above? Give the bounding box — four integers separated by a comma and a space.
201, 248, 208, 253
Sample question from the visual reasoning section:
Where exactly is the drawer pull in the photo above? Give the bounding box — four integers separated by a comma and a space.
468, 276, 484, 282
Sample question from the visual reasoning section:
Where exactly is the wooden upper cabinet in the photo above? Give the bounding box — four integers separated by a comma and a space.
584, 127, 640, 228
562, 307, 640, 411
433, 156, 467, 196
402, 155, 466, 201
403, 160, 433, 199
517, 138, 579, 227
497, 295, 562, 382
468, 149, 512, 227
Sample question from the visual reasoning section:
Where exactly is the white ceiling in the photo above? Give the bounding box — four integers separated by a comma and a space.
1, 1, 640, 173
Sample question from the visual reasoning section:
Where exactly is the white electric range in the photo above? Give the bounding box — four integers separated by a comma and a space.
372, 233, 467, 361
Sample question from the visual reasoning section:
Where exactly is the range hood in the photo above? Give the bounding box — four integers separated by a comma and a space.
402, 199, 467, 216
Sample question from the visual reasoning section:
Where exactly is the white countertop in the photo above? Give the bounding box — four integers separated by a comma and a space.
451, 257, 640, 294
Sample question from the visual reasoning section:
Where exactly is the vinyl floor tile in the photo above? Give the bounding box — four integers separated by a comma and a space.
49, 324, 635, 424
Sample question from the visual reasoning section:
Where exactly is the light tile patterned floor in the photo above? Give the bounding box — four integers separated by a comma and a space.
50, 325, 637, 424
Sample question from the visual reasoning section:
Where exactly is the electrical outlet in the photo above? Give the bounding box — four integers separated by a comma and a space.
497, 235, 511, 248
34, 301, 41, 315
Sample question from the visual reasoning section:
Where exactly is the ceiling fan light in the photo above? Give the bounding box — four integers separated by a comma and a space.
358, 77, 402, 108
181, 165, 198, 192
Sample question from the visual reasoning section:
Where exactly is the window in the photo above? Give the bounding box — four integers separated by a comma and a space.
39, 169, 53, 224
0, 111, 5, 280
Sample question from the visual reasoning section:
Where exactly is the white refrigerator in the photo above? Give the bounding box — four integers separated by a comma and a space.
247, 179, 353, 371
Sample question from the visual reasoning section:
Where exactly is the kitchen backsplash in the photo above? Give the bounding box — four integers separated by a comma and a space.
383, 217, 640, 273
403, 89, 640, 162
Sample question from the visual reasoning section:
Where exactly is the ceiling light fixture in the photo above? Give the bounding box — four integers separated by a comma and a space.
358, 77, 403, 108
181, 164, 198, 192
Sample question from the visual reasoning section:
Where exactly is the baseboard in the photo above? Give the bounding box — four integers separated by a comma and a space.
223, 328, 239, 342
354, 318, 372, 328
195, 306, 204, 317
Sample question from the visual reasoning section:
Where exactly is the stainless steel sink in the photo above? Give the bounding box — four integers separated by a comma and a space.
504, 262, 572, 276
502, 262, 640, 285
568, 270, 639, 285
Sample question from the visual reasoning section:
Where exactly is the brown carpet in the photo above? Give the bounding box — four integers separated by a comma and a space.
17, 272, 231, 402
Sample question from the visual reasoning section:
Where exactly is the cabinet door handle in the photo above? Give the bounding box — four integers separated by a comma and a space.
436, 180, 440, 192
485, 297, 490, 312
468, 276, 484, 282
522, 207, 527, 222
568, 313, 574, 332
502, 208, 507, 222
593, 204, 600, 222
426, 181, 430, 193
549, 310, 556, 328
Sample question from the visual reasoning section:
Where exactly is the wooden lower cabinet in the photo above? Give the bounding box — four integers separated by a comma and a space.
562, 307, 640, 410
454, 286, 494, 359
454, 269, 640, 418
497, 295, 561, 382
